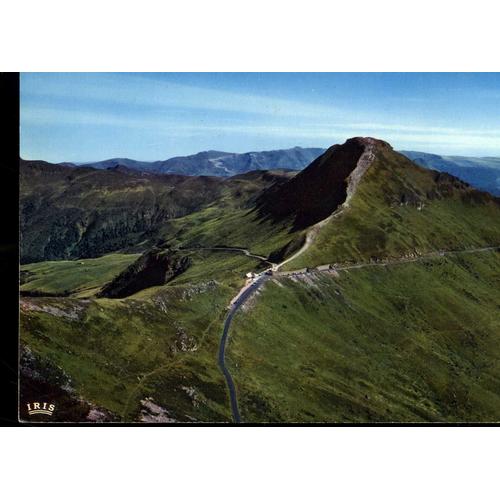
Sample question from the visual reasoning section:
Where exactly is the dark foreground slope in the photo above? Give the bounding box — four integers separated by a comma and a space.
20, 280, 235, 422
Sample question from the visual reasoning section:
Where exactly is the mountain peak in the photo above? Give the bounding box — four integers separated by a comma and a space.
256, 136, 496, 231
257, 136, 377, 228
344, 136, 392, 149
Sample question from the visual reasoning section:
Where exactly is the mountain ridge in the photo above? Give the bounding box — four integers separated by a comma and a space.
401, 150, 500, 195
43, 146, 327, 177
19, 159, 294, 263
280, 138, 499, 269
20, 137, 500, 266
23, 145, 497, 195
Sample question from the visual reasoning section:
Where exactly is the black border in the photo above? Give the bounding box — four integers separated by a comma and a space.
5, 72, 499, 427
1, 72, 21, 426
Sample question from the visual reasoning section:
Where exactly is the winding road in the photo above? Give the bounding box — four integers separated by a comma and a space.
180, 245, 272, 264
218, 274, 270, 423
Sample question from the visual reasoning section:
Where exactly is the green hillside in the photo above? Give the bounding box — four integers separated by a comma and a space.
21, 281, 236, 422
282, 143, 500, 270
229, 250, 500, 422
20, 253, 140, 297
19, 137, 500, 423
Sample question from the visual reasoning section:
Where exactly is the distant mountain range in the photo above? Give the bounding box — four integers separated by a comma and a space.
53, 146, 500, 196
72, 147, 326, 177
400, 151, 500, 196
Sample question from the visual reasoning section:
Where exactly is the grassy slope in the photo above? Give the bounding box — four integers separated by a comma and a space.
286, 151, 500, 270
153, 169, 301, 258
168, 251, 265, 287
20, 280, 236, 422
229, 251, 500, 422
162, 202, 302, 259
21, 253, 140, 296
19, 243, 269, 422
19, 225, 277, 421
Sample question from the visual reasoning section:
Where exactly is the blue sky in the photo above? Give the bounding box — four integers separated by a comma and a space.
21, 73, 500, 162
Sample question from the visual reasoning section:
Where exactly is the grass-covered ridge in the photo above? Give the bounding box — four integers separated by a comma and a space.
161, 204, 303, 260
229, 250, 500, 422
286, 148, 500, 270
20, 253, 140, 297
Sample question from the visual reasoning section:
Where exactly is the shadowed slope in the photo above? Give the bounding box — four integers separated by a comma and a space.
256, 138, 377, 229
98, 248, 192, 298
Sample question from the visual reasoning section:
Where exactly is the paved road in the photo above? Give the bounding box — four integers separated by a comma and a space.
278, 246, 500, 276
218, 274, 270, 423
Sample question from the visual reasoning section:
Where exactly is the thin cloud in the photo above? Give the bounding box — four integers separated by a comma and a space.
20, 73, 500, 158
21, 73, 344, 121
21, 105, 500, 153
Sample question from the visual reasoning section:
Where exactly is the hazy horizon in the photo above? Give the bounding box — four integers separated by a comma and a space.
20, 144, 500, 166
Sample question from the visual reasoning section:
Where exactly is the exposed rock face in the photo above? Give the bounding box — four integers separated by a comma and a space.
344, 138, 380, 205
257, 137, 384, 229
139, 398, 177, 423
20, 298, 88, 320
98, 248, 191, 298
171, 326, 198, 353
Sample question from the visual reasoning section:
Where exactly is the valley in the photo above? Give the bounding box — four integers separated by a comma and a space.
19, 137, 500, 423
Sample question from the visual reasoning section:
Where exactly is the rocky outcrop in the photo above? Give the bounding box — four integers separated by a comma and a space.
98, 248, 191, 298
